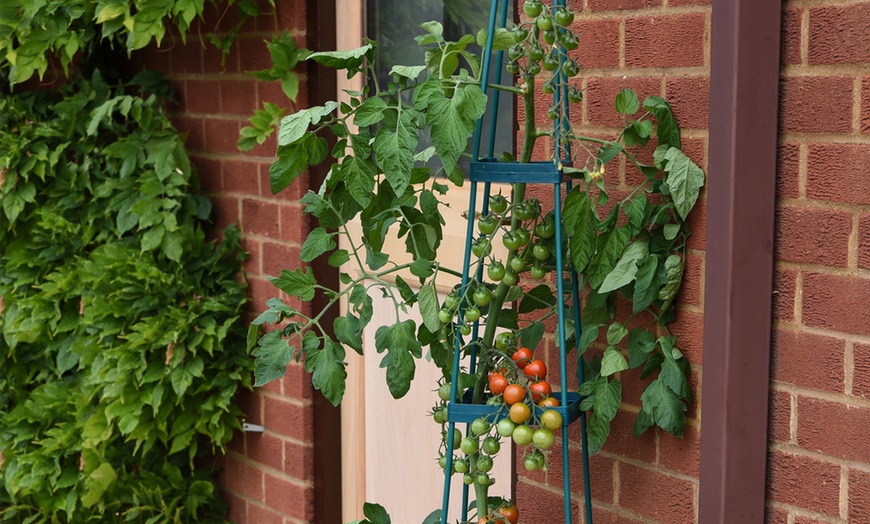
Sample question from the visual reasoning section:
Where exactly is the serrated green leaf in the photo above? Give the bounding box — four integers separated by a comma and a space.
588, 226, 630, 289
657, 254, 684, 306
363, 502, 392, 524
601, 347, 628, 376
521, 322, 545, 350
663, 147, 705, 221
615, 89, 639, 115
598, 237, 649, 294
301, 227, 336, 262
578, 324, 601, 354
418, 284, 441, 333
518, 284, 556, 314
420, 21, 443, 36
341, 155, 377, 208
632, 255, 659, 313
389, 65, 426, 79
640, 378, 686, 437
374, 320, 421, 398
606, 322, 628, 346
335, 313, 363, 354
308, 338, 347, 405
628, 328, 656, 368
476, 27, 514, 50
563, 188, 598, 272
644, 96, 681, 149
252, 331, 292, 386
427, 84, 487, 175
269, 267, 317, 301
354, 97, 388, 127
308, 44, 373, 70
410, 258, 434, 280
328, 249, 350, 267
374, 116, 417, 196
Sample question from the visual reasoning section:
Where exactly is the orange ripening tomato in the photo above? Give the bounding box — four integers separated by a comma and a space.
529, 380, 552, 402
509, 402, 532, 424
488, 372, 508, 395
538, 396, 560, 408
511, 347, 533, 369
502, 384, 526, 405
523, 359, 547, 381
496, 503, 519, 524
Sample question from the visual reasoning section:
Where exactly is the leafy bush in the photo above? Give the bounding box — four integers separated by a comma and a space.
0, 72, 251, 523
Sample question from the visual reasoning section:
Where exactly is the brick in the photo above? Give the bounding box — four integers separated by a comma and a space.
279, 203, 305, 242
851, 469, 870, 522
203, 118, 243, 155
678, 252, 704, 307
773, 268, 798, 323
185, 80, 222, 114
262, 242, 302, 279
263, 396, 313, 441
669, 309, 704, 365
765, 505, 791, 524
625, 14, 706, 68
570, 18, 620, 69
276, 1, 307, 33
666, 76, 710, 130
284, 441, 314, 480
859, 214, 870, 270
766, 449, 840, 516
685, 196, 706, 250
220, 80, 258, 116
242, 199, 280, 238
545, 448, 615, 504
776, 142, 801, 200
169, 42, 203, 74
516, 480, 580, 523
803, 273, 870, 337
172, 116, 205, 152
781, 7, 803, 65
771, 330, 845, 393
192, 155, 223, 194
203, 38, 239, 74
236, 37, 275, 74
247, 502, 284, 524
807, 143, 870, 205
586, 77, 662, 128
264, 474, 313, 520
249, 277, 279, 318
862, 76, 870, 134
224, 492, 247, 523
590, 507, 645, 523
210, 195, 240, 232
797, 396, 870, 462
808, 4, 870, 65
769, 388, 792, 443
246, 432, 285, 472
223, 159, 261, 195
600, 410, 656, 463
619, 463, 695, 523
855, 343, 870, 399
282, 362, 313, 401
221, 456, 264, 501
586, 0, 661, 11
659, 423, 700, 477
668, 0, 711, 4
779, 76, 853, 134
774, 206, 851, 266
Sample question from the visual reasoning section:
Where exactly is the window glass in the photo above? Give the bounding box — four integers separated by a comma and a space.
366, 0, 515, 162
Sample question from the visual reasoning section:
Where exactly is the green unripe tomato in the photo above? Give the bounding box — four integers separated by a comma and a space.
554, 7, 575, 26
523, 0, 543, 18
478, 215, 498, 235
459, 323, 472, 336
463, 473, 475, 485
488, 261, 506, 281
524, 454, 542, 471
547, 107, 559, 121
473, 289, 492, 307
483, 436, 501, 455
511, 26, 529, 44
512, 424, 534, 446
542, 80, 555, 95
561, 31, 579, 51
477, 456, 494, 473
433, 407, 447, 424
532, 428, 556, 450
536, 15, 553, 31
528, 44, 545, 62
438, 308, 453, 324
542, 51, 560, 71
495, 331, 517, 351
471, 418, 491, 436
496, 418, 516, 437
516, 228, 531, 247
451, 428, 462, 449
568, 86, 583, 103
530, 264, 548, 280
438, 383, 452, 401
510, 256, 526, 272
489, 194, 508, 213
464, 306, 481, 323
542, 29, 557, 45
535, 218, 556, 239
460, 437, 479, 455
505, 61, 520, 75
527, 62, 541, 75
439, 454, 448, 469
454, 458, 468, 473
502, 271, 518, 287
472, 238, 492, 258
477, 473, 492, 486
563, 60, 580, 78
533, 243, 551, 261
508, 44, 525, 61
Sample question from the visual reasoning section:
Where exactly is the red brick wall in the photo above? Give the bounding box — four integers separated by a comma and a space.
516, 1, 710, 522
769, 2, 870, 522
132, 2, 316, 523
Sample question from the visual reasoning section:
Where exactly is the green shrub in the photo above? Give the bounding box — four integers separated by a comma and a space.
0, 72, 252, 523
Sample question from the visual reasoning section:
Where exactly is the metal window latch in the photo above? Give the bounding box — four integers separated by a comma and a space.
242, 423, 265, 432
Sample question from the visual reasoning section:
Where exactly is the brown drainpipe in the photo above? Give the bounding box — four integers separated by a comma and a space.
698, 1, 782, 522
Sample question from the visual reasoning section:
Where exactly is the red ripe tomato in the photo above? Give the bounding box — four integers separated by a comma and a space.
529, 380, 552, 402
496, 503, 519, 524
511, 347, 533, 369
502, 384, 526, 405
488, 372, 508, 395
523, 359, 548, 381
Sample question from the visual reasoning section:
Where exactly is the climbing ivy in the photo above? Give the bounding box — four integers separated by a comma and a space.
0, 71, 251, 522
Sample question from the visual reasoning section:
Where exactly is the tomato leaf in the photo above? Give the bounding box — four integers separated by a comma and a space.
306, 338, 348, 406
301, 227, 336, 262
252, 331, 293, 386
417, 284, 442, 333
663, 147, 705, 220
628, 329, 656, 369
374, 320, 422, 399
632, 255, 660, 313
600, 347, 628, 377
518, 284, 556, 314
598, 238, 649, 294
640, 378, 687, 437
614, 88, 639, 115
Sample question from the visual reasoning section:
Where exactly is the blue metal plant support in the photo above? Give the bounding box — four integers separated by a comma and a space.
440, 1, 594, 522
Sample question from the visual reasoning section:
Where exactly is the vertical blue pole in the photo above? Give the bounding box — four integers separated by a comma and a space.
553, 182, 573, 523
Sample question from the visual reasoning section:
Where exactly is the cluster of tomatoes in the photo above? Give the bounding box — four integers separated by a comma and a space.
507, 1, 583, 113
